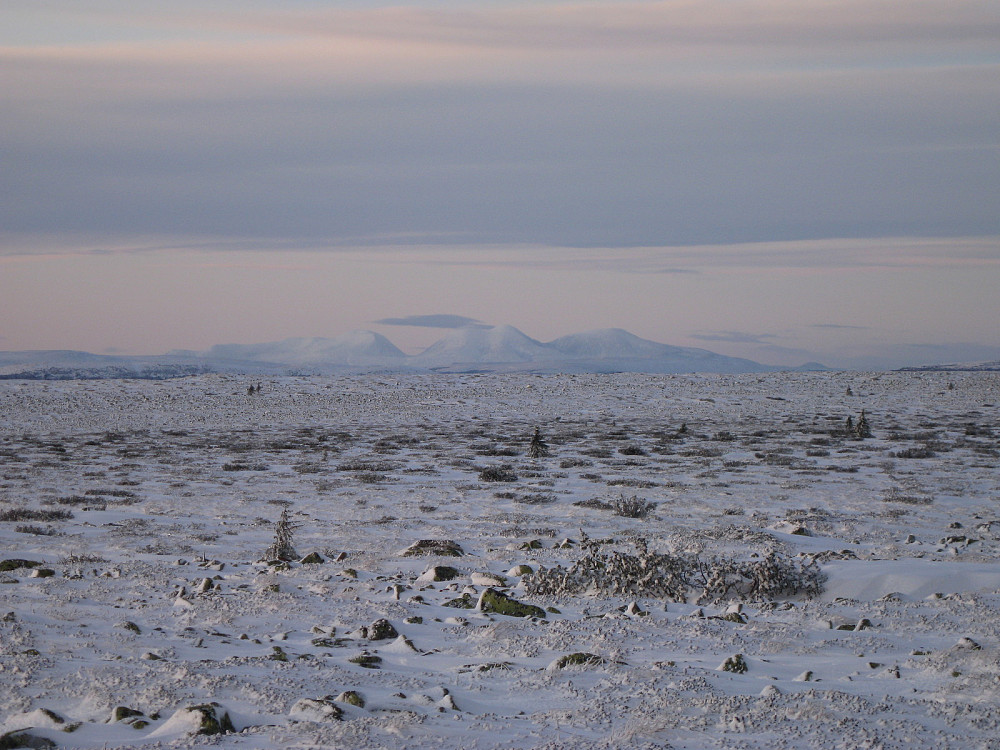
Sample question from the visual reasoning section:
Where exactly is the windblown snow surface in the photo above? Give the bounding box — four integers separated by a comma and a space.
1, 371, 999, 749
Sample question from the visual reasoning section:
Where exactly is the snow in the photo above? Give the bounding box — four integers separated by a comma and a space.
1, 370, 999, 748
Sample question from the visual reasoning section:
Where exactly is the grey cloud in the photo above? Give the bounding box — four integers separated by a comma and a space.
2, 6, 998, 249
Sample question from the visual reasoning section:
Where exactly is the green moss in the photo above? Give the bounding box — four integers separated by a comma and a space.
554, 652, 605, 669
349, 654, 382, 669
0, 559, 41, 572
112, 706, 144, 722
479, 588, 546, 619
443, 593, 476, 609
338, 690, 365, 708
189, 703, 235, 735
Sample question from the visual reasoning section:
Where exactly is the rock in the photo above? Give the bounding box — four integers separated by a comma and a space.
417, 565, 461, 583
30, 569, 56, 579
470, 572, 507, 586
401, 540, 464, 557
760, 684, 781, 697
349, 653, 382, 669
720, 654, 748, 674
336, 690, 365, 708
506, 564, 534, 576
954, 637, 982, 651
443, 592, 476, 609
793, 670, 814, 682
289, 697, 343, 722
111, 706, 145, 723
299, 552, 324, 564
367, 618, 398, 641
0, 731, 57, 750
196, 578, 214, 593
151, 703, 234, 737
477, 588, 546, 618
117, 621, 142, 634
0, 560, 42, 573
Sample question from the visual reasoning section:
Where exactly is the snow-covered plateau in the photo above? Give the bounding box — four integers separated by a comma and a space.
1, 371, 999, 749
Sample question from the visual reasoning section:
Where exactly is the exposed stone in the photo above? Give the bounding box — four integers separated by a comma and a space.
478, 588, 545, 619
417, 565, 461, 583
300, 552, 324, 565
289, 697, 343, 722
401, 540, 464, 557
0, 560, 42, 573
349, 653, 382, 669
0, 731, 57, 750
111, 706, 145, 723
337, 690, 366, 708
367, 618, 399, 641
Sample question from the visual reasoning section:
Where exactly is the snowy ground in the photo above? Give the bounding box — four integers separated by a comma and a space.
1, 371, 999, 749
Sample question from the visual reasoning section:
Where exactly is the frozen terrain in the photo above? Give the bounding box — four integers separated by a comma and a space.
1, 371, 999, 748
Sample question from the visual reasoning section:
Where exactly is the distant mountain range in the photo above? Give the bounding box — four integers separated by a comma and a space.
0, 325, 829, 379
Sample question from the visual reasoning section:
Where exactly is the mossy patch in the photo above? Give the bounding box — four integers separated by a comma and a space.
553, 652, 605, 669
0, 559, 42, 572
478, 588, 546, 619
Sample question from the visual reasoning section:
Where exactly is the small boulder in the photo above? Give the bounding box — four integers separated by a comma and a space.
478, 588, 545, 618
417, 566, 461, 583
336, 690, 365, 708
367, 618, 398, 641
289, 697, 343, 722
401, 540, 464, 557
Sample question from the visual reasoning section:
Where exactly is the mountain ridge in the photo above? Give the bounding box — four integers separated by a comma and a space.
0, 325, 827, 378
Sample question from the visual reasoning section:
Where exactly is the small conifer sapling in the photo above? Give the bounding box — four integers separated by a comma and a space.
262, 508, 299, 562
527, 427, 550, 459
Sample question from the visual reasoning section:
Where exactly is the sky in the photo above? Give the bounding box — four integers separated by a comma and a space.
1, 0, 998, 369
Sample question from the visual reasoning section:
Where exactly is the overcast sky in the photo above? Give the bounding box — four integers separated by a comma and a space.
2, 1, 998, 368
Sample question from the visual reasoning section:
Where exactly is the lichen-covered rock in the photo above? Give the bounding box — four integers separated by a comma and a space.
417, 565, 461, 583
111, 706, 145, 723
337, 690, 365, 708
151, 703, 235, 737
470, 572, 507, 586
443, 592, 476, 609
349, 653, 382, 669
506, 564, 534, 577
300, 552, 324, 565
478, 588, 546, 618
0, 730, 57, 750
0, 560, 42, 572
401, 540, 464, 557
289, 697, 343, 722
367, 618, 399, 641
